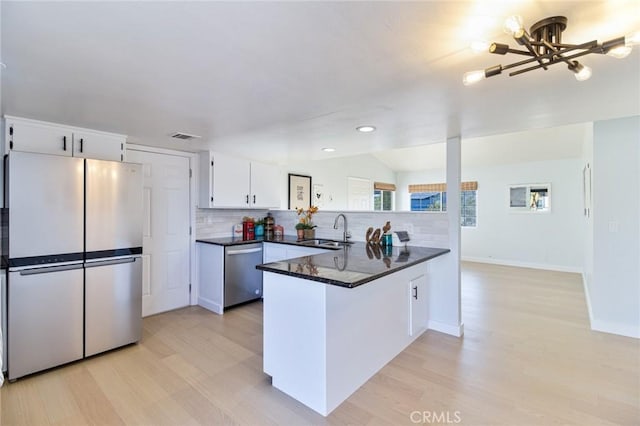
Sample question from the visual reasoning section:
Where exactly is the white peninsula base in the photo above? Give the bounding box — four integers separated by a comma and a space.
263, 262, 430, 416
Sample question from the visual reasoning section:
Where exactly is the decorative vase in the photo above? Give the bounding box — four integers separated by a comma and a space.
303, 228, 315, 239
297, 229, 305, 239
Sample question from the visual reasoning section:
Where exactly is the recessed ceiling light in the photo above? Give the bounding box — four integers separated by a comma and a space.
321, 147, 336, 152
356, 125, 376, 133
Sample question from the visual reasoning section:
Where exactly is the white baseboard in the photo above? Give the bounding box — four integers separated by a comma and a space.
428, 320, 464, 337
197, 297, 223, 315
590, 319, 640, 339
461, 256, 582, 273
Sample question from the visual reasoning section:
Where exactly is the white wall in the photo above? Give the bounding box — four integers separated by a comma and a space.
397, 158, 585, 272
278, 153, 396, 211
589, 115, 640, 338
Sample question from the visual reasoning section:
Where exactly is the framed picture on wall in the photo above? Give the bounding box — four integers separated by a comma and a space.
288, 173, 312, 210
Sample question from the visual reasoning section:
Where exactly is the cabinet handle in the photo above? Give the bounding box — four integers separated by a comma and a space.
79, 138, 84, 153
246, 195, 249, 204
413, 286, 418, 300
63, 136, 67, 151
253, 195, 256, 204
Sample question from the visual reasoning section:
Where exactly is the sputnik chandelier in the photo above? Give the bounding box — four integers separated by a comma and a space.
463, 15, 639, 85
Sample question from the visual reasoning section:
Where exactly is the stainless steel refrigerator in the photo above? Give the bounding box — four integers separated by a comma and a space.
3, 151, 142, 380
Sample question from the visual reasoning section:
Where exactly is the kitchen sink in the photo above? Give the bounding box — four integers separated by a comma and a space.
299, 238, 353, 248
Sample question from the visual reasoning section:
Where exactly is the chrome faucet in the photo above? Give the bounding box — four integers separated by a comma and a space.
333, 213, 351, 242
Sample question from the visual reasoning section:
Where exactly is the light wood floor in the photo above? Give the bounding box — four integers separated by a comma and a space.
1, 262, 639, 425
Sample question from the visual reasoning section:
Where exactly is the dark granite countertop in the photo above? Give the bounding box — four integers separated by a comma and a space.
256, 243, 449, 288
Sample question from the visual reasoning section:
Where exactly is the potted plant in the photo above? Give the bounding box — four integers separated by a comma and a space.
295, 222, 307, 240
296, 206, 319, 239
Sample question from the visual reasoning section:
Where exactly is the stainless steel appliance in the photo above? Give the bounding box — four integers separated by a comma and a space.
3, 152, 142, 380
84, 159, 142, 357
224, 243, 263, 308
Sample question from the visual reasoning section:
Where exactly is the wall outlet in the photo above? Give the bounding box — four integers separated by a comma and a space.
608, 221, 620, 233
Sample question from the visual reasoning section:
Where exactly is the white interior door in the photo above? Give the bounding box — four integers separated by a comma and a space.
127, 150, 191, 317
347, 176, 372, 210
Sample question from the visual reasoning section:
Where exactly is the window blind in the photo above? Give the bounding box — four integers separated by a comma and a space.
408, 181, 478, 193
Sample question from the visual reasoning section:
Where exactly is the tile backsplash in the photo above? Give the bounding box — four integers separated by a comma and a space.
196, 209, 448, 248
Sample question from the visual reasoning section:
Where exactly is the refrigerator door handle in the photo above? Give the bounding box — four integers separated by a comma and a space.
85, 257, 138, 268
18, 263, 84, 275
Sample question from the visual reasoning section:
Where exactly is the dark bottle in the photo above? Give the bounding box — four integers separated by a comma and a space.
264, 212, 275, 239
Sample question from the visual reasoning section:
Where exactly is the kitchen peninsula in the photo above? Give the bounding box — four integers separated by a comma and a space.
257, 243, 449, 416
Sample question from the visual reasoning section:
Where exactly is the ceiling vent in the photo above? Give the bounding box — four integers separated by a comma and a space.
170, 132, 201, 140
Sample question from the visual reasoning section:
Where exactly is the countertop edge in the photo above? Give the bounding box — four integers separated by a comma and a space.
257, 248, 450, 288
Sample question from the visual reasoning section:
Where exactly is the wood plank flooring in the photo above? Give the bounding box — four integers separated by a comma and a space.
1, 262, 639, 425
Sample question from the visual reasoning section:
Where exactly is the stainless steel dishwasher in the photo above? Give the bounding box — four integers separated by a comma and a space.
224, 243, 263, 308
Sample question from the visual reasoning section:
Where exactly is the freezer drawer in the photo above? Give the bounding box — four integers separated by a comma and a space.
85, 257, 142, 357
8, 264, 84, 380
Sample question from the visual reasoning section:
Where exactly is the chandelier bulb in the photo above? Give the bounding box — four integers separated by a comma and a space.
504, 15, 524, 36
571, 63, 592, 81
470, 40, 490, 53
623, 31, 640, 48
462, 70, 486, 86
607, 46, 632, 59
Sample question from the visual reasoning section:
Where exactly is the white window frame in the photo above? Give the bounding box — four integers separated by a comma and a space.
508, 183, 551, 213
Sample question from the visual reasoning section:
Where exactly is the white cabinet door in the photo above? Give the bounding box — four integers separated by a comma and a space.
286, 245, 330, 259
211, 152, 251, 208
408, 274, 428, 336
263, 243, 288, 263
72, 130, 125, 161
263, 243, 329, 262
4, 116, 126, 161
250, 161, 280, 208
198, 151, 214, 208
5, 117, 73, 157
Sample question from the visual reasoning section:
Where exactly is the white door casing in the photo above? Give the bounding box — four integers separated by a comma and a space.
127, 150, 191, 317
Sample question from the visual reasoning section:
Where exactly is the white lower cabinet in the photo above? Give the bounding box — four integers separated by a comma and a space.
197, 243, 224, 314
263, 242, 329, 263
408, 273, 428, 336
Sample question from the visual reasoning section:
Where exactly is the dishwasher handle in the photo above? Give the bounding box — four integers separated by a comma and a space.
227, 247, 262, 255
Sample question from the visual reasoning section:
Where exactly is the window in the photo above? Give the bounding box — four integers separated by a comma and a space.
373, 189, 394, 211
410, 191, 444, 211
509, 183, 551, 212
373, 182, 396, 211
409, 181, 477, 227
460, 190, 477, 226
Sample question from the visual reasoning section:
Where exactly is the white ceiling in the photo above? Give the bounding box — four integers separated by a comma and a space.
1, 1, 639, 166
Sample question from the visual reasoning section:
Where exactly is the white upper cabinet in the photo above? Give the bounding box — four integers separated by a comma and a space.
249, 161, 280, 208
198, 151, 280, 209
4, 116, 126, 162
71, 130, 126, 161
